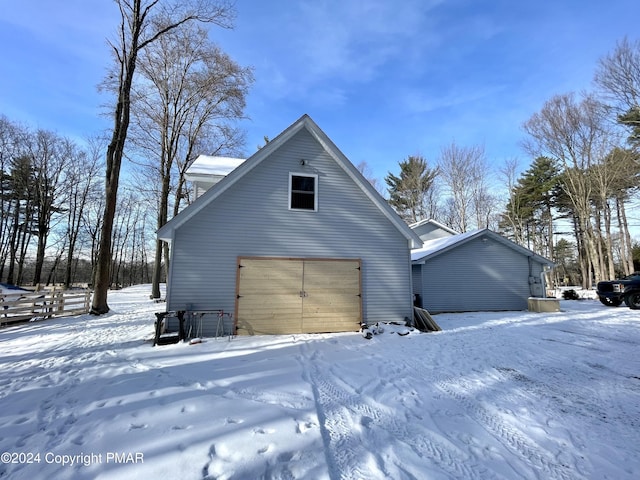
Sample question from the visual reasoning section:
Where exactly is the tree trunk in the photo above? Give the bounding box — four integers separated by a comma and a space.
163, 241, 170, 283
603, 201, 616, 278
91, 0, 234, 311
45, 249, 64, 286
32, 226, 48, 286
151, 165, 171, 299
584, 221, 602, 288
91, 158, 121, 313
5, 199, 20, 284
91, 37, 139, 313
617, 196, 635, 275
16, 213, 32, 286
151, 239, 163, 299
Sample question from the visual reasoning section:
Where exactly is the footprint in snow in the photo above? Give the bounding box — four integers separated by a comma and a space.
360, 415, 374, 429
16, 436, 28, 448
296, 420, 317, 433
171, 425, 190, 431
277, 451, 295, 462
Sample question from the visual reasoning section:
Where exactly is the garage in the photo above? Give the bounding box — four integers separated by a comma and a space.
158, 116, 421, 335
235, 257, 362, 335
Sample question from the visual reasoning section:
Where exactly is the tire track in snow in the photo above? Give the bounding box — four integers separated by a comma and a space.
325, 349, 513, 480
434, 373, 585, 480
298, 342, 493, 480
495, 361, 640, 471
356, 348, 584, 480
297, 345, 376, 480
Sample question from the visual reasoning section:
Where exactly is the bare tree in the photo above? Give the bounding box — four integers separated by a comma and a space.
594, 37, 640, 276
356, 161, 384, 195
129, 22, 252, 299
91, 0, 235, 314
0, 116, 23, 280
608, 148, 640, 275
437, 142, 491, 232
497, 158, 527, 244
594, 36, 640, 145
108, 187, 151, 288
5, 154, 35, 285
522, 93, 613, 288
21, 130, 75, 286
83, 190, 105, 287
62, 138, 103, 287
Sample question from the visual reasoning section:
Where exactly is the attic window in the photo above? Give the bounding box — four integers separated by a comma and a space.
289, 173, 317, 211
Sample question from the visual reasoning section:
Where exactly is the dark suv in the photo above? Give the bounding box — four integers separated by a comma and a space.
596, 272, 640, 309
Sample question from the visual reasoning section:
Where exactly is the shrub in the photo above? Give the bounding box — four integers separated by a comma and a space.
562, 289, 579, 300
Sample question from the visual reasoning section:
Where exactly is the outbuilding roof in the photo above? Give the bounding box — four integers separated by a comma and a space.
411, 228, 554, 266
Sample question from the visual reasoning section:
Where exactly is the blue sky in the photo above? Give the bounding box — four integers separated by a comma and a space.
1, 0, 639, 184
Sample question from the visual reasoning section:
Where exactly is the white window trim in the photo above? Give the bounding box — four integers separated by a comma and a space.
288, 172, 318, 211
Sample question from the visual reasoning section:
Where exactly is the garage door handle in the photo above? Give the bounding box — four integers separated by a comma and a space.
299, 291, 308, 297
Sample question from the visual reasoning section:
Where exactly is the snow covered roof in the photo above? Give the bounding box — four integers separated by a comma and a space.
411, 229, 479, 262
185, 155, 246, 179
411, 228, 554, 266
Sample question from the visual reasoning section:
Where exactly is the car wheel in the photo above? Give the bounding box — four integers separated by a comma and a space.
599, 296, 623, 307
624, 292, 640, 309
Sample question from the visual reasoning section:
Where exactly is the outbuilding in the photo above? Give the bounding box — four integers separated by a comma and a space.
158, 115, 422, 336
411, 228, 554, 313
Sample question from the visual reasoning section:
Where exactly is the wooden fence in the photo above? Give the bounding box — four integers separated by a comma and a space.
1, 288, 92, 325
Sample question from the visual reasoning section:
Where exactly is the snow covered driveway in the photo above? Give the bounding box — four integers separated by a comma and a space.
0, 286, 639, 479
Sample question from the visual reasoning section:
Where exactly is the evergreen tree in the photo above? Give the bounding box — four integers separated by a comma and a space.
499, 156, 561, 256
385, 156, 438, 223
618, 106, 640, 147
632, 241, 640, 271
554, 238, 580, 285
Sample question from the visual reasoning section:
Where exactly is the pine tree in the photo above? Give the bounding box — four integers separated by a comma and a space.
499, 156, 560, 255
618, 107, 640, 146
385, 156, 438, 223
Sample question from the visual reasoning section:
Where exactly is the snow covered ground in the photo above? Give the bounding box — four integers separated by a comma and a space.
0, 285, 639, 480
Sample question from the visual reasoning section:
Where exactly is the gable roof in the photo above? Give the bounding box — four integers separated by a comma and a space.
409, 218, 459, 235
411, 228, 554, 266
158, 114, 423, 248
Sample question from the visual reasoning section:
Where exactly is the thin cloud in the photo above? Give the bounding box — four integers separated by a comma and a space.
1, 0, 638, 181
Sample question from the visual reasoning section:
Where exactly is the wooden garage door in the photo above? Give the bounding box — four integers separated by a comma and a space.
235, 257, 361, 335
